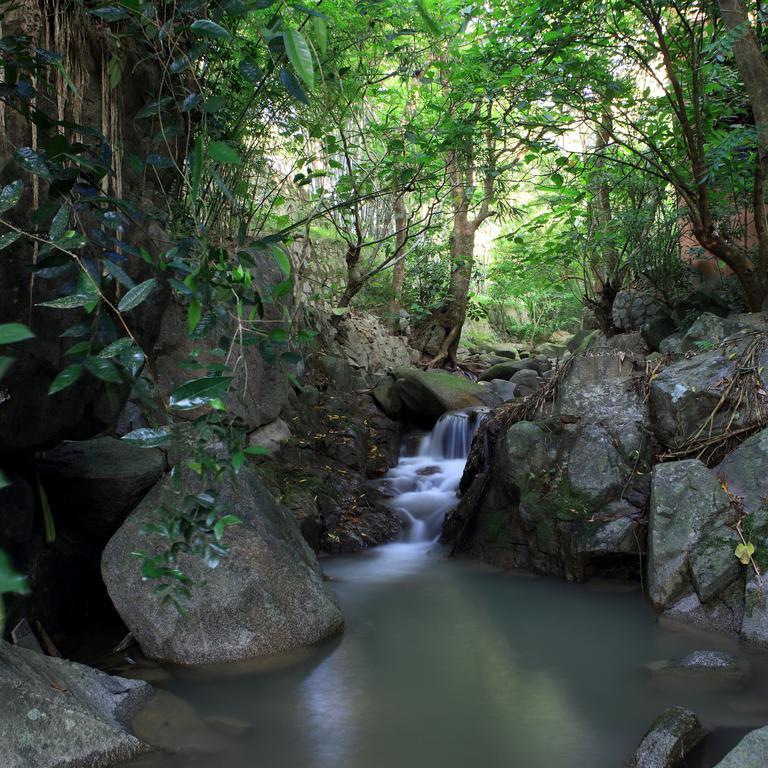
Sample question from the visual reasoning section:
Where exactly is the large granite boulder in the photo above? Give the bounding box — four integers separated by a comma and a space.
102, 467, 344, 665
332, 311, 417, 372
478, 360, 531, 382
392, 368, 500, 424
37, 437, 164, 543
648, 460, 739, 610
0, 640, 152, 767
444, 416, 650, 579
556, 353, 646, 423
626, 706, 706, 768
153, 300, 291, 431
679, 312, 768, 354
612, 287, 668, 333
714, 726, 768, 767
649, 335, 768, 449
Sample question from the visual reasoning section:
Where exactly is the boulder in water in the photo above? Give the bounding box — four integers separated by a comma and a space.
648, 460, 739, 610
713, 726, 768, 767
0, 640, 152, 767
627, 706, 706, 768
102, 467, 344, 665
646, 650, 751, 681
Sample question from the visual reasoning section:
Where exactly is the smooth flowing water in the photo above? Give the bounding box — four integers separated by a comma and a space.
121, 411, 768, 768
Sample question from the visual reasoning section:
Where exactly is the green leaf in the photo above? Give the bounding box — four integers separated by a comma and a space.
280, 67, 309, 104
14, 147, 51, 180
0, 550, 29, 595
415, 0, 441, 36
121, 427, 172, 447
190, 19, 231, 38
239, 60, 263, 84
37, 477, 55, 544
117, 278, 157, 312
735, 541, 756, 565
37, 294, 93, 309
0, 323, 34, 345
49, 204, 70, 241
0, 230, 21, 253
283, 29, 314, 88
244, 444, 269, 456
84, 356, 122, 383
0, 356, 13, 380
169, 375, 232, 410
231, 451, 246, 474
48, 363, 83, 394
313, 16, 328, 56
188, 298, 202, 332
97, 337, 134, 358
208, 141, 242, 165
214, 514, 241, 540
0, 180, 23, 213
271, 244, 291, 276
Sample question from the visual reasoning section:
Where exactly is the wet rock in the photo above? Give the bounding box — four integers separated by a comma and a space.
626, 706, 706, 768
713, 726, 768, 767
102, 467, 344, 665
741, 577, 768, 650
0, 640, 152, 767
648, 460, 737, 609
646, 651, 751, 681
38, 436, 165, 543
663, 579, 745, 636
131, 689, 226, 754
393, 368, 500, 424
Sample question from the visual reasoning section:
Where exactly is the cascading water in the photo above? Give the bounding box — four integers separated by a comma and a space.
385, 409, 485, 543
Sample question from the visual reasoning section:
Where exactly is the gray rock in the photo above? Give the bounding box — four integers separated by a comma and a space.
0, 640, 152, 767
627, 706, 706, 768
714, 726, 768, 767
741, 577, 768, 649
642, 316, 678, 353
557, 354, 646, 422
153, 301, 290, 431
333, 311, 416, 372
648, 460, 736, 609
372, 375, 403, 418
38, 436, 165, 543
664, 579, 745, 636
650, 337, 768, 448
681, 312, 768, 354
718, 426, 768, 518
102, 467, 344, 665
484, 378, 518, 402
646, 650, 751, 681
613, 287, 668, 333
393, 368, 501, 423
566, 329, 598, 353
478, 359, 529, 382
510, 368, 543, 397
659, 332, 685, 356
489, 343, 521, 359
248, 418, 292, 455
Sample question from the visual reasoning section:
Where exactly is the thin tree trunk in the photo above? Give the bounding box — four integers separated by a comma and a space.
389, 194, 407, 331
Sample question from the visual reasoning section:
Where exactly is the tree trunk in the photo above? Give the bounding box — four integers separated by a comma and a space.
719, 0, 768, 307
389, 194, 407, 331
424, 206, 475, 368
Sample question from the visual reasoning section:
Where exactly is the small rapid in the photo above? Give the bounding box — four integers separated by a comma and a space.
385, 409, 484, 543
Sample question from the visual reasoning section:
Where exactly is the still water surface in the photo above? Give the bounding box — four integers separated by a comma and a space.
121, 414, 768, 768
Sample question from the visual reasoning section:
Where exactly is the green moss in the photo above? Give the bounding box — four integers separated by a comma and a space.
477, 506, 512, 546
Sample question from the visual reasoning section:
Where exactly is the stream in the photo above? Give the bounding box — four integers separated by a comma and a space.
121, 412, 768, 768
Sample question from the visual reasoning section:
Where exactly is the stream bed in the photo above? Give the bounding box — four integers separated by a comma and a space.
120, 413, 768, 768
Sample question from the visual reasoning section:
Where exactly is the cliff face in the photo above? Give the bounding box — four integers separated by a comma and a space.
0, 0, 180, 454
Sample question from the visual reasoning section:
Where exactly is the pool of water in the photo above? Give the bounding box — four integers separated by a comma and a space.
119, 541, 768, 768
118, 413, 768, 767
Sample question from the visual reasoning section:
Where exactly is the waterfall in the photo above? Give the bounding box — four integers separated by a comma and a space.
385, 409, 485, 543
